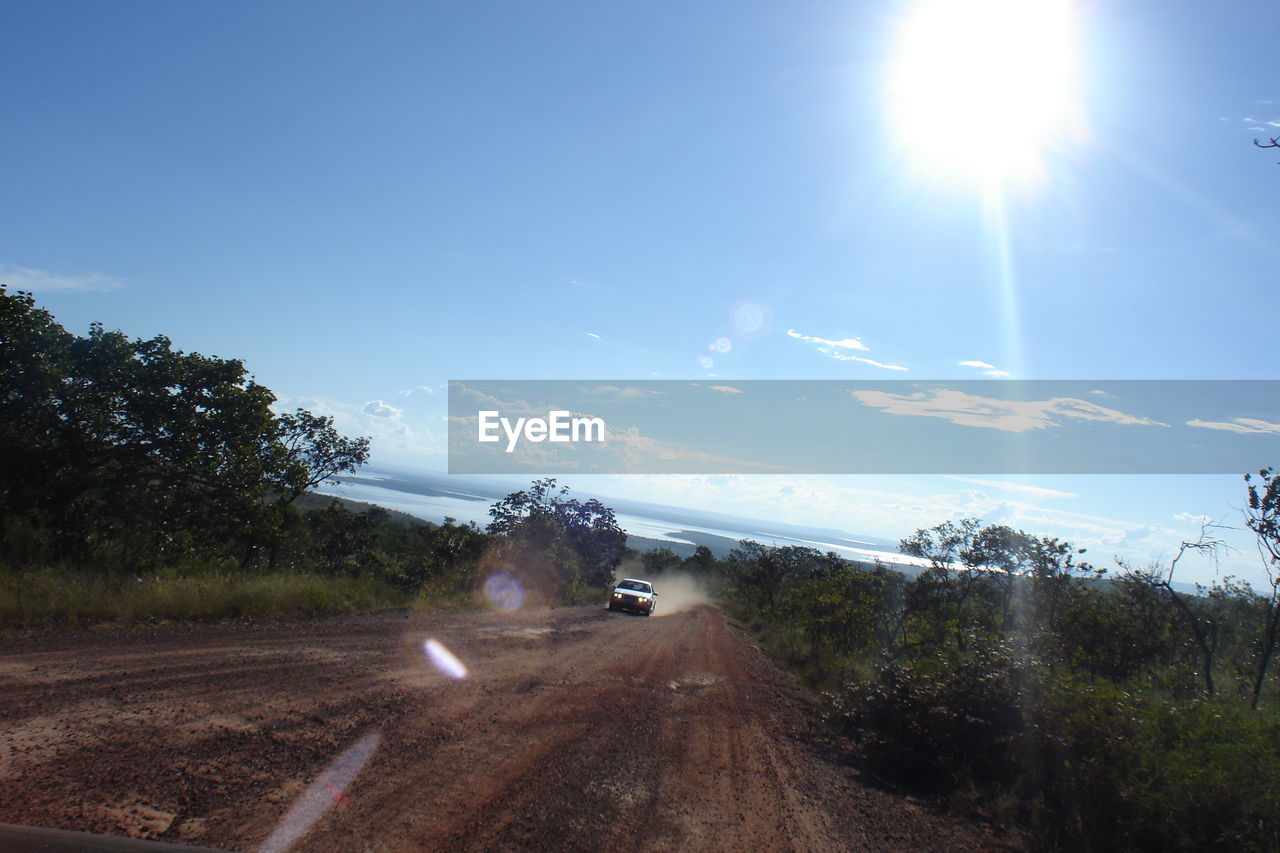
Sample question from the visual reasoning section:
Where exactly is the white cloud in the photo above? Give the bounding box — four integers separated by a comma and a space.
822, 350, 909, 370
788, 329, 908, 371
708, 385, 744, 394
0, 263, 124, 293
455, 384, 541, 415
958, 360, 1010, 377
603, 422, 792, 472
787, 329, 869, 351
946, 477, 1078, 499
1108, 525, 1157, 548
1174, 512, 1213, 526
579, 385, 661, 399
585, 332, 601, 340
851, 389, 1168, 433
363, 400, 402, 418
276, 394, 440, 458
1187, 417, 1280, 435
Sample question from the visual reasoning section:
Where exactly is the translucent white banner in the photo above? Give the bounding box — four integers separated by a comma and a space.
448, 380, 1280, 475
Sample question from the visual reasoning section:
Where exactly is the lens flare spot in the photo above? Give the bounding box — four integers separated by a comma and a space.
732, 300, 771, 339
697, 355, 714, 370
483, 573, 524, 610
714, 337, 732, 354
424, 638, 468, 680
258, 731, 380, 853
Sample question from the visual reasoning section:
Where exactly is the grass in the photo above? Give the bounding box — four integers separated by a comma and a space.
0, 568, 408, 629
409, 585, 486, 613
0, 565, 616, 630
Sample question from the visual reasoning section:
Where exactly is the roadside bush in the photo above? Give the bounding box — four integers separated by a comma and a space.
827, 640, 1043, 793
828, 651, 1280, 851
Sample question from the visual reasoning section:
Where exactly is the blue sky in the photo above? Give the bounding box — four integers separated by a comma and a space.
3, 0, 1278, 585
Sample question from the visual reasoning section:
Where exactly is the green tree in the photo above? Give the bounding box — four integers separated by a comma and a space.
641, 547, 682, 576
0, 286, 370, 572
307, 503, 386, 576
404, 518, 489, 595
250, 409, 370, 569
723, 542, 826, 615
1245, 467, 1280, 709
899, 519, 984, 648
268, 409, 370, 506
487, 478, 627, 597
685, 544, 716, 574
0, 288, 77, 523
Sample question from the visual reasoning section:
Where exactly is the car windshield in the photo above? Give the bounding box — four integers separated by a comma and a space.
618, 581, 650, 592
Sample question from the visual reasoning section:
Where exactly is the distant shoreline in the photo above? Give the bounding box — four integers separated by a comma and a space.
316, 467, 934, 575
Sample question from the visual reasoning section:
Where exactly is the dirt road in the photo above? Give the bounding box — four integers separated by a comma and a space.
0, 604, 1008, 851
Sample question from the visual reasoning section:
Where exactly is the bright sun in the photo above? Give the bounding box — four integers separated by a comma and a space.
887, 0, 1082, 190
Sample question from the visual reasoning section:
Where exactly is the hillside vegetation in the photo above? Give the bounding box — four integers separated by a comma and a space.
705, 514, 1280, 852
0, 289, 623, 625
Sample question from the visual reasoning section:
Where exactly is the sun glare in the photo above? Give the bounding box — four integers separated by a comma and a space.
887, 0, 1082, 190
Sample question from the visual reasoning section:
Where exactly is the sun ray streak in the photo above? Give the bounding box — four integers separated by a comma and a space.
258, 731, 381, 853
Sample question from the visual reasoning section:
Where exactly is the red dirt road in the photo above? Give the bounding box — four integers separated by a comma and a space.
0, 604, 1008, 851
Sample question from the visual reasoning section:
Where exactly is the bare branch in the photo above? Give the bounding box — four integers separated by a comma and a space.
1165, 523, 1231, 586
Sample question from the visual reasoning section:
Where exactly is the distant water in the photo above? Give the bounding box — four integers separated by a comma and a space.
317, 475, 495, 527
315, 470, 923, 569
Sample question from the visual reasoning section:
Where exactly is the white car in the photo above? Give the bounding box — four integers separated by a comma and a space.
608, 578, 658, 616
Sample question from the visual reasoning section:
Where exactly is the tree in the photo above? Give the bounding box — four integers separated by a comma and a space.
898, 519, 1098, 661
487, 478, 627, 595
1118, 526, 1228, 696
0, 288, 76, 520
307, 502, 386, 576
685, 544, 716, 574
268, 410, 370, 506
641, 547, 682, 576
0, 286, 371, 571
900, 518, 982, 570
723, 542, 825, 615
900, 519, 984, 647
250, 409, 370, 568
1255, 134, 1280, 163
1245, 467, 1280, 708
962, 524, 1034, 634
405, 518, 489, 594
